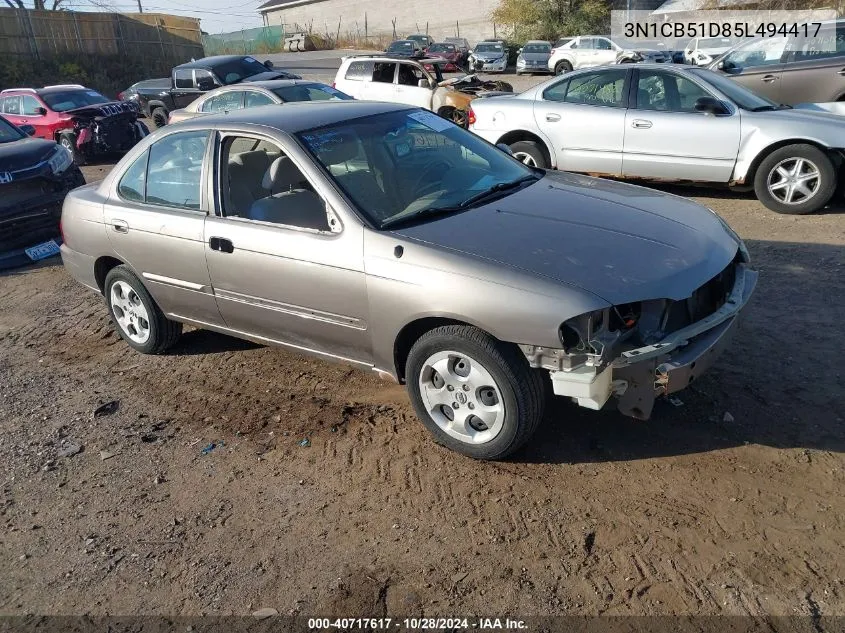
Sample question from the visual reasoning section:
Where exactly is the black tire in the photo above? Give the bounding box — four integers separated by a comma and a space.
555, 60, 572, 75
151, 107, 168, 128
753, 144, 836, 215
104, 265, 182, 354
509, 140, 548, 168
438, 106, 468, 128
58, 132, 84, 165
405, 325, 545, 460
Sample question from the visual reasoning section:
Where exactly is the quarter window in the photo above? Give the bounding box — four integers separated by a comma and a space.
636, 71, 711, 112
344, 60, 373, 80
1, 96, 21, 115
145, 131, 209, 209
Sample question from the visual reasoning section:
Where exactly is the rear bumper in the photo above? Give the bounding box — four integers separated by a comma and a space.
60, 243, 98, 291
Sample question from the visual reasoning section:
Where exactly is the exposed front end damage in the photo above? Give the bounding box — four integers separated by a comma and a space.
432, 75, 513, 126
63, 101, 149, 157
519, 253, 758, 419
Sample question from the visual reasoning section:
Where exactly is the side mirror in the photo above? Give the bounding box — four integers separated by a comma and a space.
716, 60, 725, 70
35, 107, 47, 116
263, 60, 273, 68
497, 143, 514, 155
20, 124, 35, 136
417, 78, 432, 88
694, 96, 729, 115
197, 78, 215, 91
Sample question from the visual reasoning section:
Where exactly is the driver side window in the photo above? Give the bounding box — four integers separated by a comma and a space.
220, 135, 330, 231
723, 36, 787, 68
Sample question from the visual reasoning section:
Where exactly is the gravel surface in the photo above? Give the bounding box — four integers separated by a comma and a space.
1, 80, 844, 616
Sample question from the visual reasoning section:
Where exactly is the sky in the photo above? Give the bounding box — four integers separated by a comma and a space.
63, 0, 266, 34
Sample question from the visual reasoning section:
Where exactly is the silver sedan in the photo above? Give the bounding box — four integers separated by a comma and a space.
470, 64, 844, 214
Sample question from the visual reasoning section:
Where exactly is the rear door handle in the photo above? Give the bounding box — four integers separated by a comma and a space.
110, 219, 129, 233
761, 74, 778, 82
545, 113, 561, 122
209, 236, 234, 254
631, 119, 653, 129
838, 68, 845, 76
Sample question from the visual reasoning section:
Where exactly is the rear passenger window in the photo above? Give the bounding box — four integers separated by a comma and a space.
118, 150, 148, 202
790, 25, 845, 61
174, 69, 194, 89
206, 91, 242, 112
221, 135, 330, 231
145, 131, 209, 209
372, 62, 397, 83
245, 91, 275, 107
344, 61, 373, 80
2, 96, 21, 115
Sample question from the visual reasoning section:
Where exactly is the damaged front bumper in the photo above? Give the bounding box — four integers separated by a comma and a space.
521, 263, 758, 419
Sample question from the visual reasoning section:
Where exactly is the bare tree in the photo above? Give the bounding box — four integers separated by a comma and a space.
3, 0, 69, 8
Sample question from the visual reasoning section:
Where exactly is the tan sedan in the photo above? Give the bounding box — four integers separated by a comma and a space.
167, 79, 352, 124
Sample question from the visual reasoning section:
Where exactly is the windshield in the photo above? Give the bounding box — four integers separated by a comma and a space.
475, 43, 504, 53
691, 68, 779, 110
389, 41, 415, 52
699, 37, 732, 49
297, 109, 536, 229
0, 116, 24, 143
214, 57, 270, 84
429, 44, 455, 53
272, 84, 352, 102
523, 43, 551, 53
554, 38, 572, 48
41, 89, 109, 112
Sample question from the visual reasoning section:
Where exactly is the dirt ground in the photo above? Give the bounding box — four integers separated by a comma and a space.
2, 128, 845, 620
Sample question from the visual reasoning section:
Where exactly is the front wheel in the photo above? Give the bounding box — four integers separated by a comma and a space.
104, 265, 182, 354
405, 325, 545, 460
438, 106, 468, 128
555, 60, 572, 74
509, 140, 548, 168
753, 144, 836, 214
58, 133, 84, 165
151, 107, 168, 128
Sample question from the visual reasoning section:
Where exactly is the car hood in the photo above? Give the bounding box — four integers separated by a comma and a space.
0, 137, 57, 171
242, 70, 301, 82
65, 101, 137, 119
519, 52, 550, 61
390, 171, 739, 305
473, 51, 506, 60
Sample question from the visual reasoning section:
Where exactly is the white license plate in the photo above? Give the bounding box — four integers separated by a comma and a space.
25, 239, 61, 261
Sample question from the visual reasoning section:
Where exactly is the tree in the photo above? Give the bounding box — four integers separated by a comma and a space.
3, 0, 69, 9
491, 0, 610, 41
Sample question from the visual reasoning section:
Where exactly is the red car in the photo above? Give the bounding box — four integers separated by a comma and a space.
425, 43, 464, 71
0, 84, 149, 164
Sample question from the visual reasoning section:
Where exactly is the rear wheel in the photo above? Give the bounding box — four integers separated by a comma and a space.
555, 60, 572, 75
509, 140, 548, 168
104, 265, 182, 354
438, 106, 468, 128
151, 107, 168, 128
405, 325, 545, 460
753, 144, 836, 214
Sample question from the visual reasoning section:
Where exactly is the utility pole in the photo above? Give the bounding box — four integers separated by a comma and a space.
137, 0, 143, 12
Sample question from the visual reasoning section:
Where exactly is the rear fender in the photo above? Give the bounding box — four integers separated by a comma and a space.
433, 88, 472, 113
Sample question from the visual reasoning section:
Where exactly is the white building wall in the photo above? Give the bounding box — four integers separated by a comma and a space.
264, 0, 501, 46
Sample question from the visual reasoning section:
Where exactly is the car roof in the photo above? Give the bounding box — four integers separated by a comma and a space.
525, 40, 550, 44
390, 40, 416, 44
175, 55, 255, 70
194, 100, 413, 133
2, 85, 92, 95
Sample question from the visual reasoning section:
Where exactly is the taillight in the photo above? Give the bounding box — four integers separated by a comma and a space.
467, 106, 476, 126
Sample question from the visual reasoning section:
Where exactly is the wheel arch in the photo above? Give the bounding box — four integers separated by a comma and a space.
394, 316, 490, 383
742, 138, 842, 186
94, 255, 126, 294
496, 130, 554, 168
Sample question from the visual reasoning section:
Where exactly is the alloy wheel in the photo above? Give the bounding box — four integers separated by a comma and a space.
767, 157, 821, 205
512, 151, 538, 167
418, 350, 505, 444
110, 280, 151, 344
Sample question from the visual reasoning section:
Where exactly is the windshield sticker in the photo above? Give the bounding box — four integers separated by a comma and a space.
86, 91, 101, 97
407, 110, 452, 132
244, 56, 258, 63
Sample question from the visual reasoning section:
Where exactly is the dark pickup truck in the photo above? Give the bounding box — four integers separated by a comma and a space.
134, 55, 301, 127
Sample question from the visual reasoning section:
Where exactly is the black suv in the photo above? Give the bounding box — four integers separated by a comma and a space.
0, 115, 85, 270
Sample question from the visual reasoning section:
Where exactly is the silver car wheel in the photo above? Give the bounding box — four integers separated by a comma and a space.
767, 157, 821, 205
418, 350, 506, 445
110, 280, 151, 344
513, 151, 537, 167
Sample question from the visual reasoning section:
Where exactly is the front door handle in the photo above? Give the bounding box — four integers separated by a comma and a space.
761, 74, 778, 82
631, 119, 653, 129
110, 219, 129, 233
209, 236, 234, 254
545, 113, 561, 122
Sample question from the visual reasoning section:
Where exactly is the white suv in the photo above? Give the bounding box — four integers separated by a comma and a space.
333, 56, 474, 125
547, 35, 622, 74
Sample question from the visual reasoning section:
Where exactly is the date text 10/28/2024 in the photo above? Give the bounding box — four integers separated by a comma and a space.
308, 618, 528, 630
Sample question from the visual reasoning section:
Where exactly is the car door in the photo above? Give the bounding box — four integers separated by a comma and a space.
104, 129, 225, 326
203, 131, 371, 363
622, 68, 740, 182
364, 62, 398, 102
534, 68, 629, 175
394, 63, 433, 108
778, 23, 845, 103
17, 95, 50, 139
572, 38, 597, 68
171, 69, 202, 109
594, 38, 619, 65
715, 36, 787, 103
